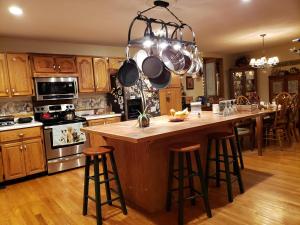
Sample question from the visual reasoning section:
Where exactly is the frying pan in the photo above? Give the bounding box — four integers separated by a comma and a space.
118, 46, 139, 87
149, 66, 171, 89
142, 54, 164, 79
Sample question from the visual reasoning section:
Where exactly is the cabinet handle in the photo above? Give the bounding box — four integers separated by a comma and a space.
18, 133, 24, 138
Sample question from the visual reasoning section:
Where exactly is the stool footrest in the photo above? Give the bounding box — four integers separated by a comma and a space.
87, 195, 121, 206
173, 172, 198, 180
207, 175, 238, 183
208, 158, 234, 164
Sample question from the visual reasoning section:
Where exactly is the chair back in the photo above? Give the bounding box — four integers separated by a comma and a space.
236, 96, 250, 105
289, 94, 299, 124
274, 92, 291, 128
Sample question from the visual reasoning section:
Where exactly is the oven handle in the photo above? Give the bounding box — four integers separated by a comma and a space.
44, 122, 87, 130
48, 153, 85, 164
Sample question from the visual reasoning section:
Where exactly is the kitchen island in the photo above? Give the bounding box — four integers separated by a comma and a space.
81, 110, 272, 213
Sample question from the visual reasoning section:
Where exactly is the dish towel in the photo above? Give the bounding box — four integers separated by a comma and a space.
52, 123, 86, 147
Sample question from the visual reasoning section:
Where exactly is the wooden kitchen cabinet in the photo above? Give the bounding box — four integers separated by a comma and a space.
109, 57, 125, 71
0, 54, 11, 97
32, 55, 56, 73
159, 88, 182, 115
23, 138, 45, 175
0, 151, 4, 182
77, 57, 95, 93
55, 56, 77, 73
2, 141, 27, 180
88, 116, 121, 147
93, 57, 110, 92
31, 54, 77, 76
0, 127, 46, 181
6, 53, 33, 96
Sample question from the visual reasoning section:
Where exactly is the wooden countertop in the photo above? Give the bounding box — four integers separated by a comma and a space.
82, 110, 275, 144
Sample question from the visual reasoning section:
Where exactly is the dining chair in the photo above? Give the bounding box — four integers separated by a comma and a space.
264, 92, 292, 149
288, 94, 299, 142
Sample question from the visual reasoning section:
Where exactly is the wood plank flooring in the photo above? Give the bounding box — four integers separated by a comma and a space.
1, 142, 300, 225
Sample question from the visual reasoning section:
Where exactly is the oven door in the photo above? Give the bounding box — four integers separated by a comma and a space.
35, 77, 78, 101
44, 122, 90, 160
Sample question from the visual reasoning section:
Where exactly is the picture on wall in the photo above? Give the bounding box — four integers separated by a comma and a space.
186, 76, 194, 90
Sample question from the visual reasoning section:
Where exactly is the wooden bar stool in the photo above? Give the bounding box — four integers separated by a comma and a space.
166, 142, 212, 225
82, 146, 127, 225
205, 132, 244, 203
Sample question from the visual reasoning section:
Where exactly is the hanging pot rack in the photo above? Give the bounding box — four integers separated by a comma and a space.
127, 0, 197, 47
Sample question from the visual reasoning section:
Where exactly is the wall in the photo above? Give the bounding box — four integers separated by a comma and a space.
234, 42, 300, 102
180, 53, 235, 100
0, 37, 125, 56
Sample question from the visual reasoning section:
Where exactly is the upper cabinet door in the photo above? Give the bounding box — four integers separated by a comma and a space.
55, 56, 77, 73
0, 54, 11, 97
93, 57, 110, 92
77, 57, 95, 93
168, 73, 181, 88
32, 56, 56, 73
109, 57, 125, 70
6, 54, 32, 96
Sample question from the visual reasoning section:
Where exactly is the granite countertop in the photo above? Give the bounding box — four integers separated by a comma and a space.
0, 120, 43, 132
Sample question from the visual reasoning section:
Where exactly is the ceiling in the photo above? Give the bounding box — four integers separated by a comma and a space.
0, 0, 299, 54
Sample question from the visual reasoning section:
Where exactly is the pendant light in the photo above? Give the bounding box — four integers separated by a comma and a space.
249, 34, 279, 68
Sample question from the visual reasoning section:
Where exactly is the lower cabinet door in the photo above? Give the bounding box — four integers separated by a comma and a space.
2, 142, 26, 180
23, 138, 46, 175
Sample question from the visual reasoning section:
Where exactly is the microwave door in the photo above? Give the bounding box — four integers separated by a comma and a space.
35, 77, 78, 101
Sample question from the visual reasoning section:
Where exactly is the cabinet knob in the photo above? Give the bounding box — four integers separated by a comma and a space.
18, 133, 24, 138
24, 145, 27, 150
20, 145, 23, 151
12, 89, 15, 93
6, 89, 9, 93
53, 64, 56, 69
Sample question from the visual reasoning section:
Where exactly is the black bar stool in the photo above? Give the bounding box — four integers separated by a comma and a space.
166, 142, 212, 225
205, 132, 244, 203
82, 146, 127, 225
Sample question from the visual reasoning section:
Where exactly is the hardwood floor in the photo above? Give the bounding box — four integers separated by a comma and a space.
1, 142, 300, 225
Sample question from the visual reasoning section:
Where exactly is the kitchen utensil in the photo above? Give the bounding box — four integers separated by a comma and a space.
142, 54, 164, 79
161, 45, 185, 73
64, 110, 75, 121
118, 46, 139, 87
17, 117, 33, 124
148, 67, 171, 89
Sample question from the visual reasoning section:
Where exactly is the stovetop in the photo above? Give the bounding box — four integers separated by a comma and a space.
39, 116, 86, 126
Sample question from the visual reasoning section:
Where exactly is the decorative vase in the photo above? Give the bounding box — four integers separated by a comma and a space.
138, 116, 150, 128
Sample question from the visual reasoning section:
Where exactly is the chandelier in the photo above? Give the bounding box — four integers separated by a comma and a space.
249, 34, 279, 68
290, 38, 300, 55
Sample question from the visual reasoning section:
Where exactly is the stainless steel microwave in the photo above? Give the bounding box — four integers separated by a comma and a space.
34, 77, 78, 101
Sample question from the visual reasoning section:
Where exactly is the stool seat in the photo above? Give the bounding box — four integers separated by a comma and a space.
83, 146, 113, 156
170, 142, 200, 152
208, 132, 234, 139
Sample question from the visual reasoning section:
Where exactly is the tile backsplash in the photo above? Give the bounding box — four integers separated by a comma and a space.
0, 97, 33, 116
0, 94, 108, 116
74, 93, 108, 113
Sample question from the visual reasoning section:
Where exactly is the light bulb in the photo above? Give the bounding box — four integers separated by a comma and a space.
173, 43, 182, 51
159, 41, 168, 50
8, 5, 23, 16
143, 39, 154, 48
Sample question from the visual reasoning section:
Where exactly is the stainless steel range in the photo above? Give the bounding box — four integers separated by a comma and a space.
34, 104, 89, 174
